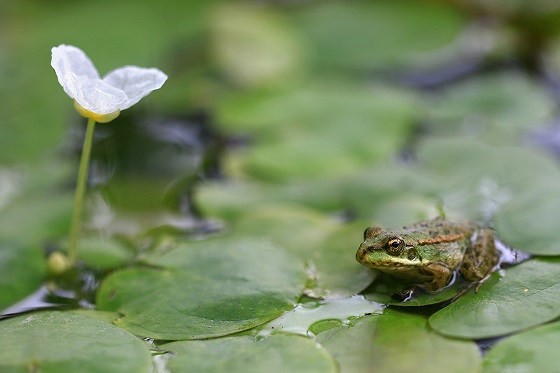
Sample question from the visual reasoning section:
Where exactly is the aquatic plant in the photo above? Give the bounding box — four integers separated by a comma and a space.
51, 44, 167, 266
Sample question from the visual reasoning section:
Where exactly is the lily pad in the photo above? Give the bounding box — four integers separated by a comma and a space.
211, 3, 304, 88
162, 334, 338, 373
96, 237, 307, 340
0, 240, 45, 311
78, 236, 134, 269
493, 179, 560, 255
219, 83, 418, 181
427, 72, 556, 144
233, 204, 374, 298
294, 0, 464, 70
429, 258, 560, 339
317, 309, 481, 373
198, 178, 347, 222
482, 321, 560, 373
0, 311, 152, 373
0, 192, 72, 244
258, 296, 383, 337
411, 138, 560, 255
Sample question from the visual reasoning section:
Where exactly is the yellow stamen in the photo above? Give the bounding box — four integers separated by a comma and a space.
73, 100, 120, 123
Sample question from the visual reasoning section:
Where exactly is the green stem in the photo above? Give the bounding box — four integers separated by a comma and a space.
68, 118, 96, 267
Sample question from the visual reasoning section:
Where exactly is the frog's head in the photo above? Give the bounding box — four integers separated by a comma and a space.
356, 226, 422, 273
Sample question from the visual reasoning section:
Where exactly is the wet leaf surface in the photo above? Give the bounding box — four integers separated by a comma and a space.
0, 311, 152, 373
233, 204, 374, 298
482, 321, 560, 373
317, 309, 481, 373
96, 237, 307, 340
162, 334, 338, 373
429, 258, 560, 339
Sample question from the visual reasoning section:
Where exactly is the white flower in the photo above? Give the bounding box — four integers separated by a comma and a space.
51, 44, 167, 123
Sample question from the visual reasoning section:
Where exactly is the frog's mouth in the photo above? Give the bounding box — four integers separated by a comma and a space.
371, 260, 422, 271
357, 243, 423, 270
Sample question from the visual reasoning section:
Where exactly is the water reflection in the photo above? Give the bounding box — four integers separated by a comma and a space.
69, 110, 224, 237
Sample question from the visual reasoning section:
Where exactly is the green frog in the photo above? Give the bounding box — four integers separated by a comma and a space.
356, 218, 500, 298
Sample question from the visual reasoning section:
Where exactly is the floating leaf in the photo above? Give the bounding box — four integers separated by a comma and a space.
211, 3, 303, 88
494, 179, 560, 255
78, 236, 134, 269
411, 138, 560, 255
198, 178, 347, 222
0, 192, 72, 244
294, 0, 464, 70
427, 72, 556, 144
317, 309, 481, 373
219, 83, 418, 181
258, 296, 383, 337
0, 311, 152, 373
71, 309, 121, 324
0, 240, 45, 311
429, 258, 560, 339
482, 321, 560, 373
97, 238, 307, 340
162, 334, 338, 373
233, 204, 374, 298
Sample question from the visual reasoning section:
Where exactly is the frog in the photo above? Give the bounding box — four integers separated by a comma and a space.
355, 217, 500, 299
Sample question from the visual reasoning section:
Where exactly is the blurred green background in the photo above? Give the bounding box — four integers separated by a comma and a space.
3, 1, 560, 372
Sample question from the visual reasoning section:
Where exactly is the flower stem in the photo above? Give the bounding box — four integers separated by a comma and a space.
68, 117, 96, 267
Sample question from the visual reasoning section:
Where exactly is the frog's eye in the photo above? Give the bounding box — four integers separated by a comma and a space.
385, 238, 405, 256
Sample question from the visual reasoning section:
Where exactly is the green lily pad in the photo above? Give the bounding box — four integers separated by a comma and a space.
317, 309, 481, 373
211, 3, 303, 88
162, 334, 338, 373
0, 240, 45, 311
294, 0, 464, 70
0, 191, 72, 245
78, 236, 134, 269
311, 223, 376, 298
233, 204, 374, 298
198, 178, 348, 222
70, 309, 122, 324
410, 138, 560, 254
493, 178, 560, 255
482, 321, 560, 373
258, 296, 383, 337
0, 311, 152, 373
219, 83, 418, 181
429, 258, 560, 339
427, 72, 556, 144
415, 138, 560, 196
96, 237, 307, 340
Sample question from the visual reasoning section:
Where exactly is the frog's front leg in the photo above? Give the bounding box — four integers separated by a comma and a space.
391, 264, 452, 301
460, 228, 499, 284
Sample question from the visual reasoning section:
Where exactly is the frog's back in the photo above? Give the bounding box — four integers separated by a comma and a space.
395, 218, 476, 266
399, 218, 477, 241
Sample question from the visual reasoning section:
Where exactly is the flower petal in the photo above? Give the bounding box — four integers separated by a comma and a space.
103, 66, 167, 110
72, 76, 128, 115
51, 45, 100, 99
